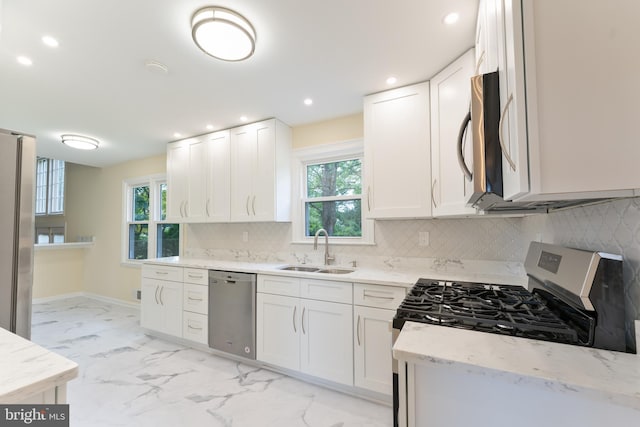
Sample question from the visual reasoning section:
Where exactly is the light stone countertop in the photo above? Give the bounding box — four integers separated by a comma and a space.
145, 256, 528, 289
0, 327, 79, 403
393, 320, 640, 410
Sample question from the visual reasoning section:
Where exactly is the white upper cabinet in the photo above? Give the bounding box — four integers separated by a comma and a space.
230, 119, 292, 222
480, 0, 640, 203
430, 49, 477, 217
167, 130, 231, 222
364, 82, 432, 219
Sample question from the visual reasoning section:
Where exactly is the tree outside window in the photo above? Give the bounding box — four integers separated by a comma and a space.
304, 159, 362, 237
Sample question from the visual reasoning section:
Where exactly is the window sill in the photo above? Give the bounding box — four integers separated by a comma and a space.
34, 242, 94, 251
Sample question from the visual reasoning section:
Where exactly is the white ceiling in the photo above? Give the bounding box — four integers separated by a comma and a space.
0, 0, 478, 167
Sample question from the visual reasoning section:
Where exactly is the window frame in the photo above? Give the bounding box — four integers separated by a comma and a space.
292, 139, 374, 245
122, 174, 182, 265
35, 157, 65, 216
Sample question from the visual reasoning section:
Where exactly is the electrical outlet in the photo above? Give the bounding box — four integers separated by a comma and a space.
134, 289, 141, 300
418, 231, 429, 247
242, 231, 249, 242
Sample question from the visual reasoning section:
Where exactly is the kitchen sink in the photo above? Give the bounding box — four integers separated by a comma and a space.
278, 266, 320, 272
316, 268, 354, 275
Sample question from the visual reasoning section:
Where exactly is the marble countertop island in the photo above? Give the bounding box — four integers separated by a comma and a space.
393, 320, 640, 410
0, 327, 79, 403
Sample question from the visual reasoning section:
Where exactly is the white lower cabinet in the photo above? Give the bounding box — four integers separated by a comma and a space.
141, 277, 183, 337
256, 275, 353, 386
182, 311, 208, 345
353, 282, 406, 396
354, 305, 395, 394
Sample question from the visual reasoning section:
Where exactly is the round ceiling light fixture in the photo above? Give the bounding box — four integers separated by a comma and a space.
61, 134, 100, 150
191, 6, 256, 62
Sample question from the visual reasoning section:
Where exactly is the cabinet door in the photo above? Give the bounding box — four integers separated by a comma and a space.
300, 299, 353, 386
205, 130, 231, 221
495, 0, 529, 200
186, 138, 208, 221
141, 278, 163, 331
157, 281, 183, 337
354, 306, 394, 395
230, 125, 256, 221
166, 141, 189, 221
252, 120, 276, 221
256, 293, 300, 371
364, 82, 432, 219
430, 49, 477, 217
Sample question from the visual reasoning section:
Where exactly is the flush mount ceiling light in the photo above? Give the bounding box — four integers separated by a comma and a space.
61, 134, 99, 150
191, 6, 256, 62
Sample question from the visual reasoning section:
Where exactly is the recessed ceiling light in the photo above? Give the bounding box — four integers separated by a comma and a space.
17, 56, 32, 66
173, 132, 182, 138
206, 124, 214, 130
61, 134, 99, 150
444, 12, 459, 25
42, 35, 59, 47
304, 98, 313, 106
191, 6, 256, 62
386, 76, 397, 85
240, 116, 248, 122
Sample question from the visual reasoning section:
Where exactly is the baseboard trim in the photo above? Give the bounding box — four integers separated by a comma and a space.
33, 292, 139, 309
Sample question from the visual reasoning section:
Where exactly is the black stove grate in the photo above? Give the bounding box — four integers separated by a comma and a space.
395, 279, 581, 345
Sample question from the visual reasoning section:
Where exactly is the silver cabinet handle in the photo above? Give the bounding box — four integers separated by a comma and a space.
206, 199, 211, 217
155, 271, 168, 275
159, 286, 164, 305
457, 111, 473, 181
245, 196, 250, 216
293, 305, 297, 333
357, 314, 361, 346
154, 286, 159, 305
431, 179, 438, 209
367, 186, 371, 211
184, 201, 189, 217
187, 323, 203, 331
499, 93, 517, 171
180, 201, 186, 218
251, 195, 256, 216
363, 291, 395, 301
301, 306, 306, 335
187, 296, 203, 302
187, 273, 203, 279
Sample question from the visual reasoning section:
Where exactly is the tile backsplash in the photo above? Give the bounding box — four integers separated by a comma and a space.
185, 196, 640, 350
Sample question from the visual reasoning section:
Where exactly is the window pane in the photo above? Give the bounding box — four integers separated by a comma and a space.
128, 224, 148, 260
160, 183, 167, 221
307, 159, 362, 198
305, 199, 362, 237
132, 186, 150, 221
157, 224, 179, 258
48, 160, 65, 214
35, 158, 48, 215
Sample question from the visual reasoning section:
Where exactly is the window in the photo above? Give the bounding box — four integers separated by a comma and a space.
35, 158, 65, 215
123, 175, 180, 262
293, 140, 373, 244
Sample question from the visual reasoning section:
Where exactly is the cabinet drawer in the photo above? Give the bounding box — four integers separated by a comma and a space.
183, 312, 208, 345
257, 275, 300, 297
184, 268, 208, 285
300, 279, 352, 304
354, 283, 406, 309
142, 264, 183, 282
183, 283, 208, 315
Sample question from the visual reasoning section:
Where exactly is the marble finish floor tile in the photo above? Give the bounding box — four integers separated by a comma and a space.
31, 297, 391, 426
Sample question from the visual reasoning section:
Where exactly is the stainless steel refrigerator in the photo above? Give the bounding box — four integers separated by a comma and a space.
0, 129, 35, 339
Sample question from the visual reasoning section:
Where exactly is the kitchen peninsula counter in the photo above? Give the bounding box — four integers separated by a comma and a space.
0, 327, 78, 403
393, 320, 640, 426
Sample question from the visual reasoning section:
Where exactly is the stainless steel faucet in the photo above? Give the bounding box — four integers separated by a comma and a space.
313, 228, 335, 265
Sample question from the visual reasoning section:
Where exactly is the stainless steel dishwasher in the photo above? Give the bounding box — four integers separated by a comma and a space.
208, 270, 256, 359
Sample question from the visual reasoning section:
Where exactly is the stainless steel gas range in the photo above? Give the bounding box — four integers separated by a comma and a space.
391, 241, 632, 427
